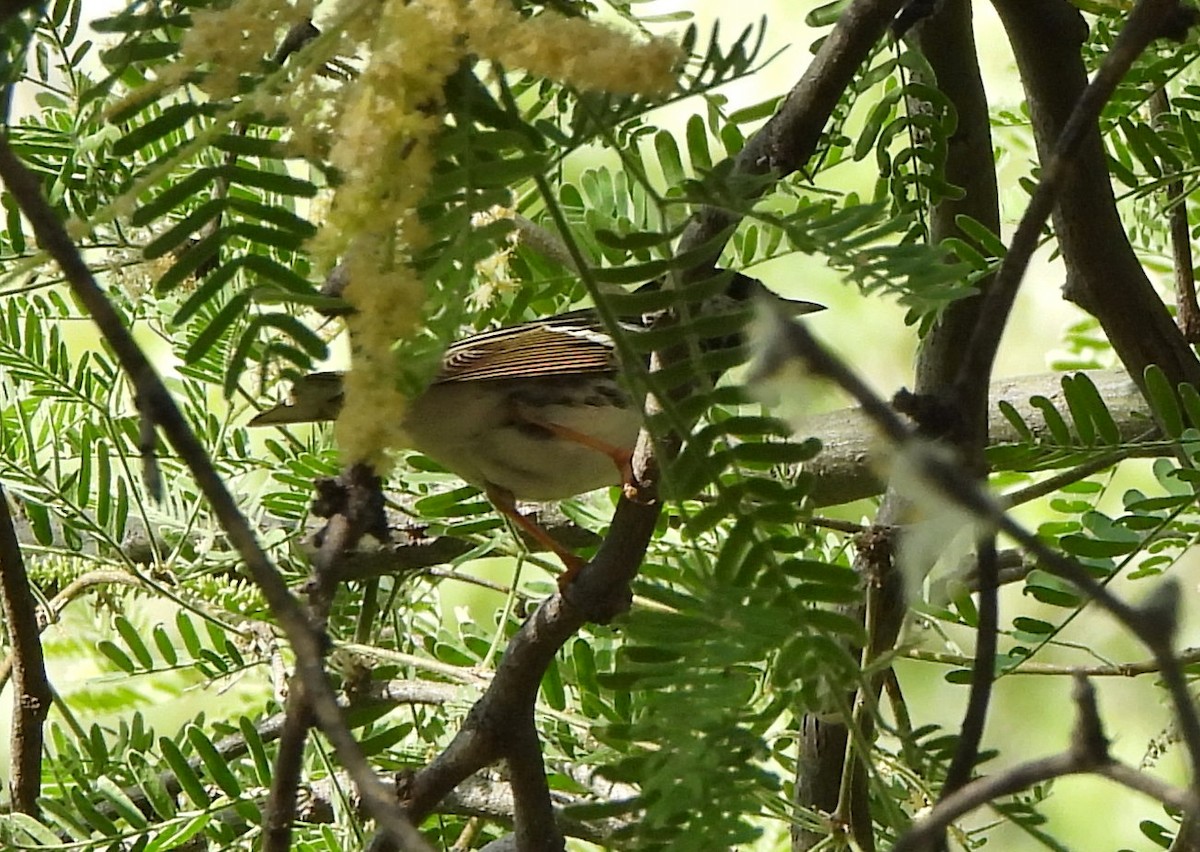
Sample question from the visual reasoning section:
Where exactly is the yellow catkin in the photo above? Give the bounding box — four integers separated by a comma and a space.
312, 0, 682, 466
333, 247, 425, 467
181, 0, 316, 100
465, 0, 682, 95
320, 0, 466, 466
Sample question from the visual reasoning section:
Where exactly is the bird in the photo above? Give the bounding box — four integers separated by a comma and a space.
250, 273, 823, 586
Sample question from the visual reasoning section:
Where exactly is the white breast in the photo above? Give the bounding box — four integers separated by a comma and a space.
402, 378, 642, 501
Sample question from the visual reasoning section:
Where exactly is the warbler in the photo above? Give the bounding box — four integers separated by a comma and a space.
250, 273, 823, 583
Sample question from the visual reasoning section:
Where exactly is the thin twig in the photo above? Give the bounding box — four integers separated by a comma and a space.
1151, 87, 1200, 342
0, 569, 143, 692
939, 537, 997, 797
893, 676, 1197, 851
903, 646, 1200, 677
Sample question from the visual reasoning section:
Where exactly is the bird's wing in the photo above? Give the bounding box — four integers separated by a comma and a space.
436, 313, 627, 383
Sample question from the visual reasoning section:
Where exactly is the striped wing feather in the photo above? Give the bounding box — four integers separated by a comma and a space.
436, 315, 619, 383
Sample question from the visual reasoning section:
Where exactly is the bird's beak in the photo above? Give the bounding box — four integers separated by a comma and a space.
781, 298, 825, 317
758, 286, 824, 318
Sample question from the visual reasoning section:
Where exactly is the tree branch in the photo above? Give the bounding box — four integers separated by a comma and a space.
939, 537, 997, 797
979, 0, 1200, 400
798, 0, 1004, 841
0, 483, 52, 815
893, 675, 1197, 852
803, 368, 1154, 507
507, 711, 565, 851
266, 463, 390, 852
1150, 87, 1200, 342
759, 304, 1200, 815
906, 644, 1200, 677
0, 569, 143, 693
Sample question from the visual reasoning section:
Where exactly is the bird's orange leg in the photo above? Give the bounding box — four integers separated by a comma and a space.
486, 484, 587, 590
513, 404, 637, 498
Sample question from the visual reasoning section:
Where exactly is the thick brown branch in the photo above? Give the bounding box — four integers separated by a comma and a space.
802, 368, 1152, 507
0, 484, 52, 815
507, 713, 565, 851
979, 0, 1200, 399
854, 6, 1005, 846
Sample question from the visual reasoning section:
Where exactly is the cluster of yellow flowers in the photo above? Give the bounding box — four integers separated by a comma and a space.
318, 0, 465, 467
178, 0, 682, 467
181, 0, 316, 100
467, 0, 681, 96
321, 0, 681, 467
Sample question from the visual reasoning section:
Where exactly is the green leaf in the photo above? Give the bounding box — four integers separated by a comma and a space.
144, 814, 213, 852
1180, 382, 1200, 432
1144, 364, 1184, 438
573, 639, 599, 695
542, 658, 566, 711
68, 787, 118, 836
1029, 396, 1072, 446
1011, 616, 1055, 635
185, 726, 242, 797
686, 113, 712, 171
154, 230, 222, 293
130, 167, 216, 226
239, 716, 273, 787
94, 775, 148, 829
653, 129, 686, 187
594, 227, 678, 250
142, 199, 224, 260
954, 215, 1007, 257
152, 624, 178, 667
803, 608, 867, 643
115, 614, 154, 669
1059, 534, 1135, 558
3, 814, 61, 845
854, 88, 901, 161
1060, 374, 1097, 445
39, 796, 90, 840
728, 95, 782, 125
183, 290, 251, 364
112, 101, 203, 156
176, 611, 203, 659
224, 163, 317, 197
97, 639, 135, 673
159, 736, 210, 808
